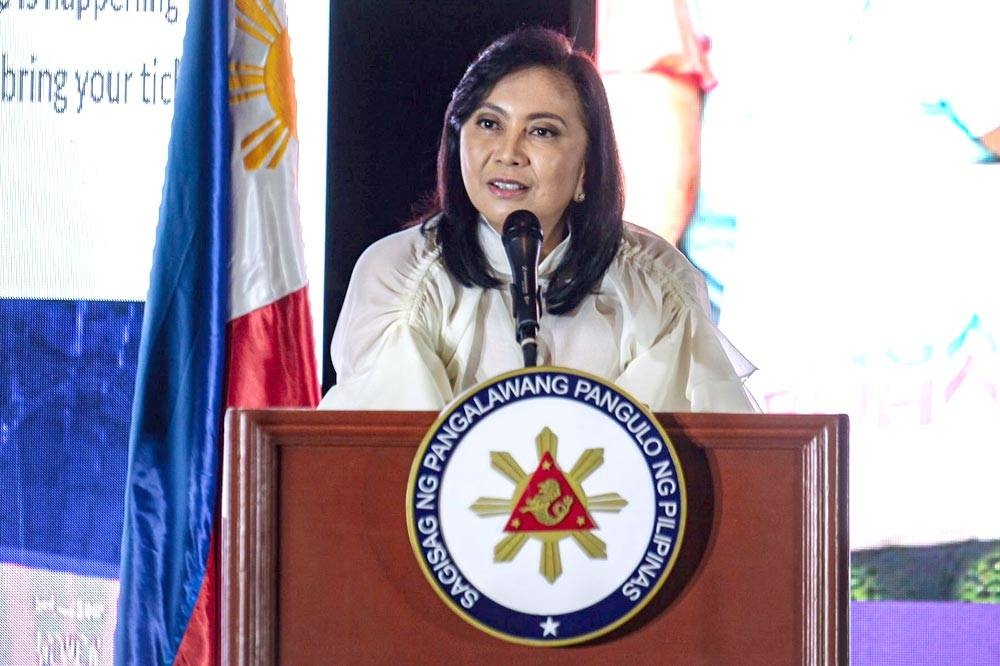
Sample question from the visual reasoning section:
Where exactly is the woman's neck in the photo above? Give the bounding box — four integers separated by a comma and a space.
540, 219, 568, 261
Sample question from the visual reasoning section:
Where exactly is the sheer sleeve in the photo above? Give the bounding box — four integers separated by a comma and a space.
612, 227, 757, 413
616, 310, 758, 412
318, 229, 453, 410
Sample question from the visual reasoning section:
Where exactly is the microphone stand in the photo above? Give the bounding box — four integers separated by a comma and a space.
515, 304, 539, 367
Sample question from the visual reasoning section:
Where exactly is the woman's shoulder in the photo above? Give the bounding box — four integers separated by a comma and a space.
352, 224, 444, 283
355, 223, 438, 268
346, 224, 450, 316
613, 222, 710, 310
617, 221, 688, 267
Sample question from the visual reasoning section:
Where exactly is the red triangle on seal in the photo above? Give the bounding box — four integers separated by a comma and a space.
504, 452, 596, 533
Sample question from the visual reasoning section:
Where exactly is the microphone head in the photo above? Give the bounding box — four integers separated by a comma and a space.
500, 210, 543, 353
501, 210, 543, 244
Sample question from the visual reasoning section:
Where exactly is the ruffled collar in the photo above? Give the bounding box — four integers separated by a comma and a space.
477, 216, 571, 280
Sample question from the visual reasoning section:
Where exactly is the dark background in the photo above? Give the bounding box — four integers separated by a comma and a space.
322, 0, 595, 391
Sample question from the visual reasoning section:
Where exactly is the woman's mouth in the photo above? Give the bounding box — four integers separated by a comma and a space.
488, 179, 528, 198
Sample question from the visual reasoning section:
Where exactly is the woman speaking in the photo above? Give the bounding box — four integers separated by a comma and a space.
319, 27, 755, 412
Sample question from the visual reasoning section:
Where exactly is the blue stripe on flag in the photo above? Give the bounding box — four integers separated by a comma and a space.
113, 0, 232, 662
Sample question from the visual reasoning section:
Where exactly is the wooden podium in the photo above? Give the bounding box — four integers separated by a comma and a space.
221, 411, 848, 665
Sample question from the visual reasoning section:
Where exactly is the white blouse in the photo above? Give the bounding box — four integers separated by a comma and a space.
319, 219, 756, 412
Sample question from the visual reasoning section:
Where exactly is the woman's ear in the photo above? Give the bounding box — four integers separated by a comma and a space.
574, 165, 586, 200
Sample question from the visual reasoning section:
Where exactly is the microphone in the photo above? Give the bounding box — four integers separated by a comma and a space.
501, 210, 543, 367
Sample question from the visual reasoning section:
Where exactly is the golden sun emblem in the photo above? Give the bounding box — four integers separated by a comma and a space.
470, 427, 628, 583
229, 0, 297, 170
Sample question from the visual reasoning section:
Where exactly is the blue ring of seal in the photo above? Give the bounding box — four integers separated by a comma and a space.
407, 367, 685, 645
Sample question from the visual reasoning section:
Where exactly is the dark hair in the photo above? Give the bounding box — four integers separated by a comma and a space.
417, 26, 625, 315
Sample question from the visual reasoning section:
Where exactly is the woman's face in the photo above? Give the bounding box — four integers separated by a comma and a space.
459, 66, 588, 245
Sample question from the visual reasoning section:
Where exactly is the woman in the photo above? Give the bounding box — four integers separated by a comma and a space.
319, 27, 755, 411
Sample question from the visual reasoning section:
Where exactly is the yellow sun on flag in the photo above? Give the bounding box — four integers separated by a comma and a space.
229, 0, 297, 170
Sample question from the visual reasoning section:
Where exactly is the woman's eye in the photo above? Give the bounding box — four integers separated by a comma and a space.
477, 118, 499, 130
531, 126, 558, 138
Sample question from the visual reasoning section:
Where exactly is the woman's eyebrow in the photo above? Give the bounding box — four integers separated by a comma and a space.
526, 112, 569, 127
477, 102, 509, 118
477, 102, 569, 128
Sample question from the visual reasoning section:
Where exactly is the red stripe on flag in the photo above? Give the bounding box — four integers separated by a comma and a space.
173, 545, 217, 666
225, 286, 321, 409
174, 286, 319, 664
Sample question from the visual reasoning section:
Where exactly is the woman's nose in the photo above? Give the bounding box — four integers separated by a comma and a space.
495, 131, 526, 166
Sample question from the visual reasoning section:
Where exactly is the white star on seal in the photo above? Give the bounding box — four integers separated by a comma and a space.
540, 616, 560, 637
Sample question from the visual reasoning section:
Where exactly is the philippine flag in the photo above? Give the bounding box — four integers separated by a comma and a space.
114, 0, 319, 663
